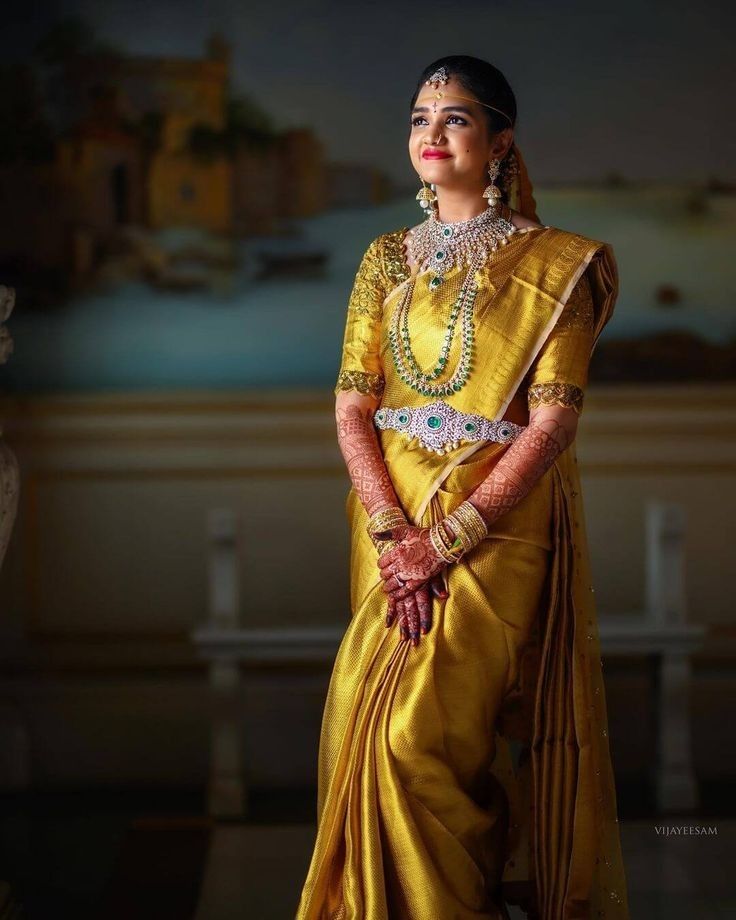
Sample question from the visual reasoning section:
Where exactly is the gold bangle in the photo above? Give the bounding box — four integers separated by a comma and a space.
435, 519, 454, 552
437, 520, 464, 558
367, 505, 407, 538
429, 522, 464, 564
444, 502, 487, 554
452, 501, 488, 544
444, 514, 475, 553
428, 524, 450, 562
374, 538, 399, 557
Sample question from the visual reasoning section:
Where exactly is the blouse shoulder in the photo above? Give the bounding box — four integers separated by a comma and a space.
522, 263, 597, 415
557, 269, 595, 332
345, 227, 410, 322
372, 227, 411, 291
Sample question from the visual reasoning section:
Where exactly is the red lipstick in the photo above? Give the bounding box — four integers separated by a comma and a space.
422, 149, 452, 159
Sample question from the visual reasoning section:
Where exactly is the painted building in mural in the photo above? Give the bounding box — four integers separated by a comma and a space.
0, 32, 391, 303
55, 33, 233, 236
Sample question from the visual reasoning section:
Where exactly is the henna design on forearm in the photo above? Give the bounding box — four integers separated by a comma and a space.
336, 403, 401, 516
467, 416, 571, 528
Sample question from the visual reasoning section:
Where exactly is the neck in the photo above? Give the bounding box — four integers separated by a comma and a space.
434, 186, 487, 223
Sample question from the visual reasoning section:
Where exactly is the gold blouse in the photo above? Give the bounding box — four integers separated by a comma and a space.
335, 227, 596, 418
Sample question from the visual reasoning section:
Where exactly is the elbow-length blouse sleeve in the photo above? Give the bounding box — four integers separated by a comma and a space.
334, 237, 389, 399
524, 270, 596, 415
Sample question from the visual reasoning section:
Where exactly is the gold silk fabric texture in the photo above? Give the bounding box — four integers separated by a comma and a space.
297, 225, 630, 919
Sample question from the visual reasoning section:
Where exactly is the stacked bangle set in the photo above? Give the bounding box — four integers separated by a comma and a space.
436, 501, 488, 561
366, 501, 488, 564
429, 519, 464, 563
367, 506, 407, 551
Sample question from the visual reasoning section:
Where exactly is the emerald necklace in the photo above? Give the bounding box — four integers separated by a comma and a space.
389, 208, 519, 398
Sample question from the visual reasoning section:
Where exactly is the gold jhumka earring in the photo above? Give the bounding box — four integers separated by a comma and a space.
415, 178, 438, 215
482, 158, 503, 210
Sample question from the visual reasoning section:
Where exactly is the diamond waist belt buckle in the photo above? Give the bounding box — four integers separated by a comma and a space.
373, 399, 525, 455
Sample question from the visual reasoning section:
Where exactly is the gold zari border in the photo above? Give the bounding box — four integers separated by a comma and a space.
528, 381, 584, 414
334, 370, 385, 398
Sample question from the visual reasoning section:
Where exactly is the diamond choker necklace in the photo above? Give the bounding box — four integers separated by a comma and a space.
408, 207, 518, 289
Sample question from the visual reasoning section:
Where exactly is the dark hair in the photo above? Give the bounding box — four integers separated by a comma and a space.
410, 55, 517, 136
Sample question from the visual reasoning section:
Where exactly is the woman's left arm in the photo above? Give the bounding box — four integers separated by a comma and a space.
379, 405, 577, 598
466, 269, 596, 522
466, 404, 576, 522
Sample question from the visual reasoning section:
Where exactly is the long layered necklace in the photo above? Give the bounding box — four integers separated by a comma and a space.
389, 208, 518, 398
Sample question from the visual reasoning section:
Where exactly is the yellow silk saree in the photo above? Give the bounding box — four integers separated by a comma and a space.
296, 223, 630, 920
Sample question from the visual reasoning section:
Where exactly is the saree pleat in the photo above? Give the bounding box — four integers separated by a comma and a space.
532, 464, 577, 918
296, 227, 630, 919
315, 614, 402, 916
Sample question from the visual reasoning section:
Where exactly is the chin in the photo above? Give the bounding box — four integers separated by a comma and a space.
418, 164, 454, 185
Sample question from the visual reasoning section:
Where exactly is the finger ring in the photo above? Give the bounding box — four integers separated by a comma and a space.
395, 574, 405, 588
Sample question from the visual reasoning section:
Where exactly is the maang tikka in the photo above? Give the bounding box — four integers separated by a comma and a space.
425, 67, 449, 90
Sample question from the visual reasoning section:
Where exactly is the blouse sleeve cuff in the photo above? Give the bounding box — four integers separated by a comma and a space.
334, 370, 385, 398
527, 381, 585, 414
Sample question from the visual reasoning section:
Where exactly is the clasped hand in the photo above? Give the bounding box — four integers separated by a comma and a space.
377, 525, 449, 646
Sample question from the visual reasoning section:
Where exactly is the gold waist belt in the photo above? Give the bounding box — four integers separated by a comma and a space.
374, 399, 525, 455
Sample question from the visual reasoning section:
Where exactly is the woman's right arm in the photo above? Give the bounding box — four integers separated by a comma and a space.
334, 390, 402, 519
334, 236, 406, 526
335, 389, 444, 643
334, 236, 445, 644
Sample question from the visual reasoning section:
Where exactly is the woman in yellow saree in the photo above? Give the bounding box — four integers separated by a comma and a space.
296, 56, 630, 920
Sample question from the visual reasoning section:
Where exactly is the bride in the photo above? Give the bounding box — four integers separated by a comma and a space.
296, 55, 630, 920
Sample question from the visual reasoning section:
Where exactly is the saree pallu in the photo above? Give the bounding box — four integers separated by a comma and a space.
296, 227, 630, 919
